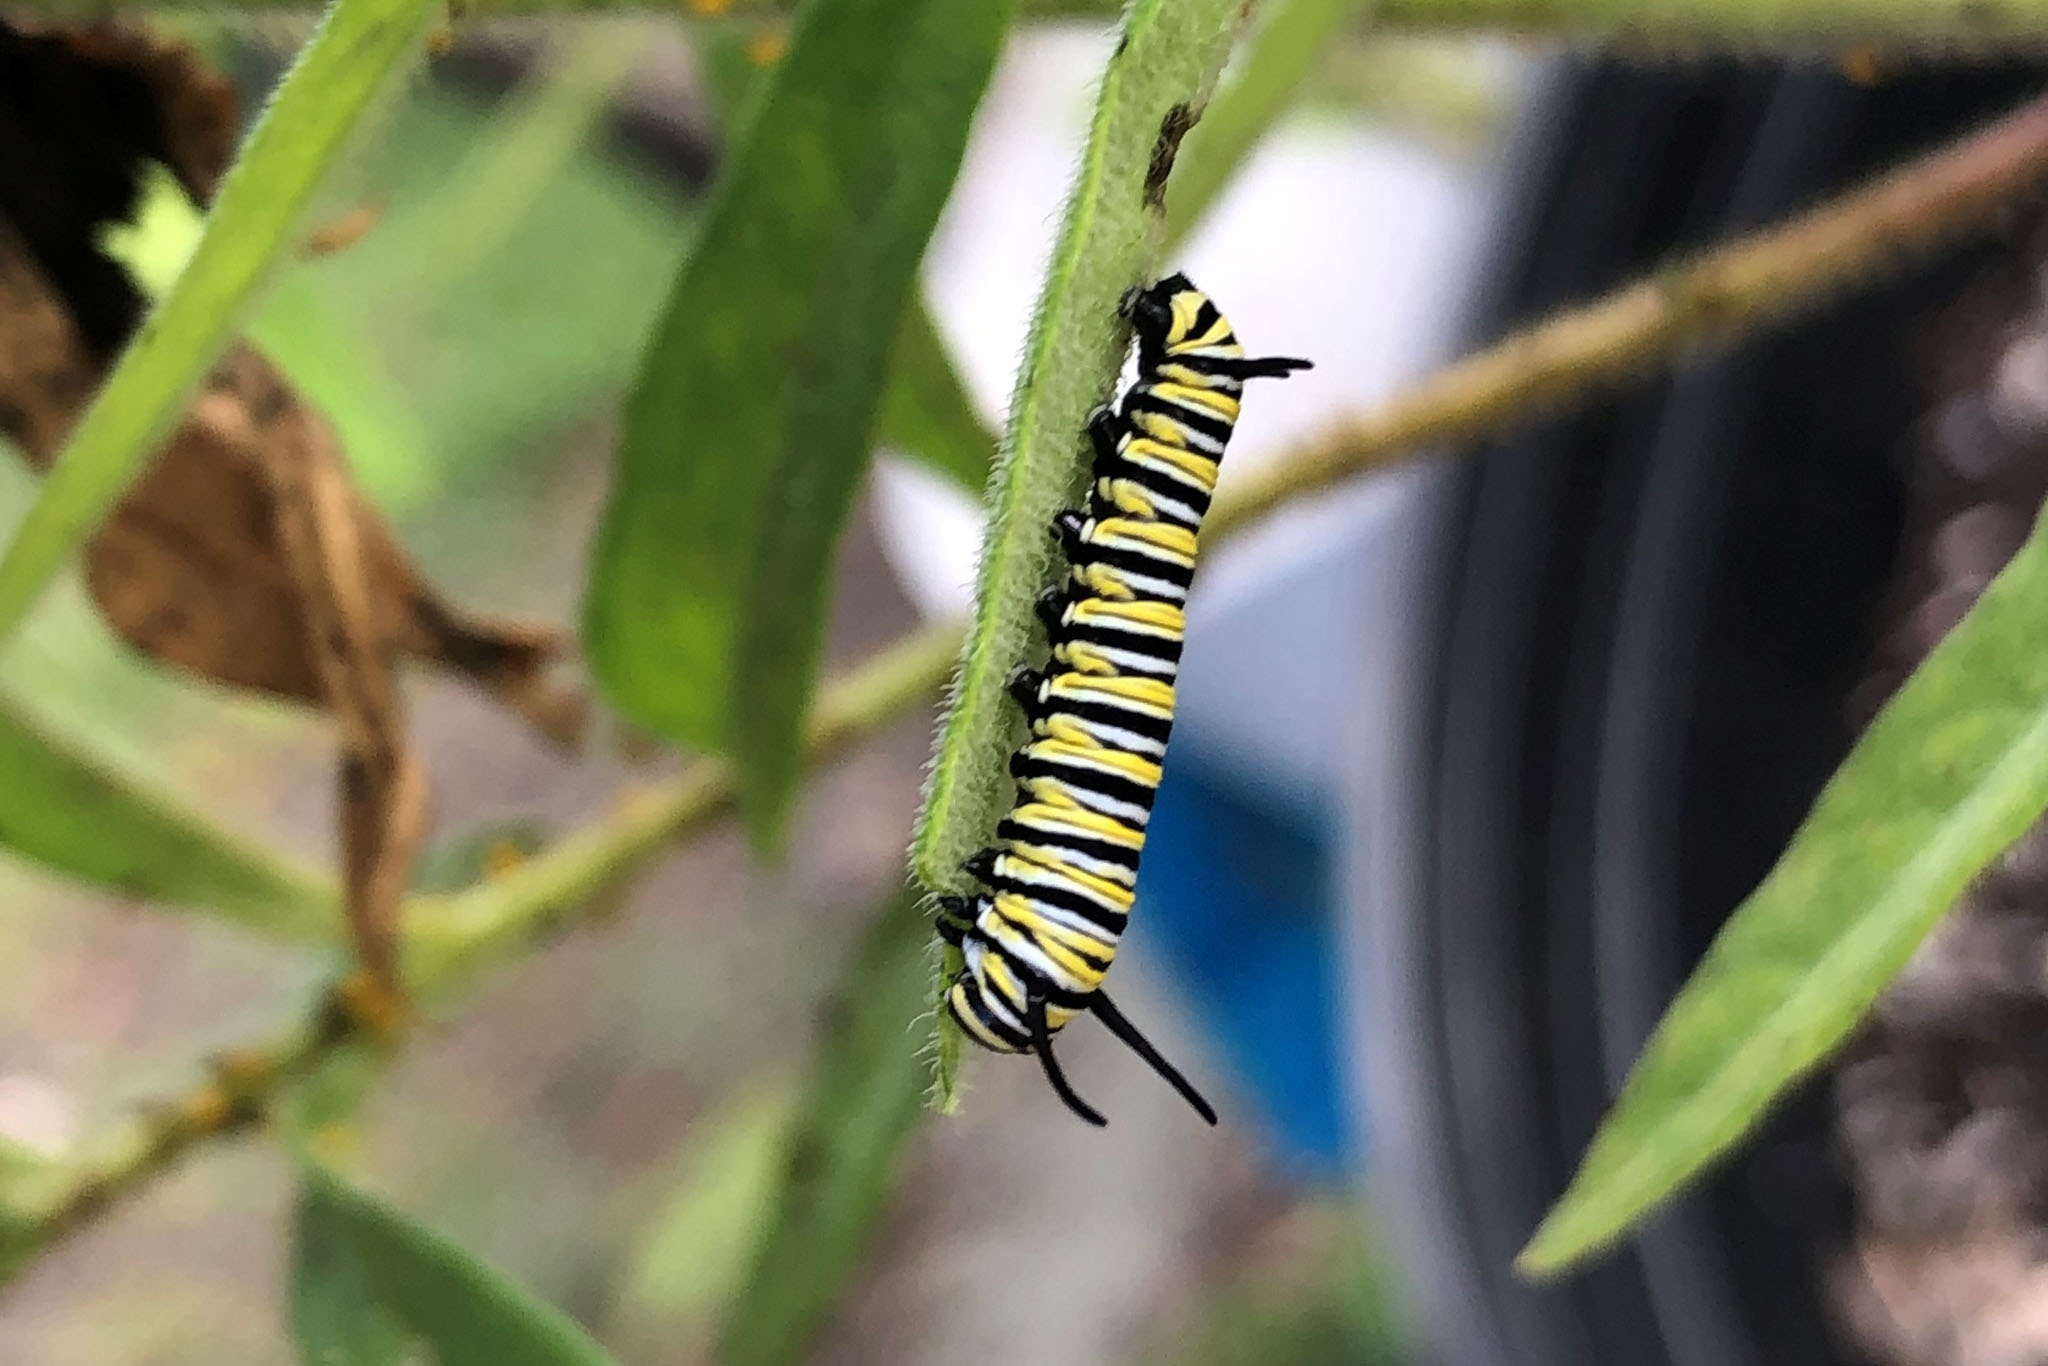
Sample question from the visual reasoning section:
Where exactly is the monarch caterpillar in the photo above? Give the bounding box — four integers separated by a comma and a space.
937, 274, 1310, 1126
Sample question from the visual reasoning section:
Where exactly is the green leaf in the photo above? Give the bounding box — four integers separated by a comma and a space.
909, 0, 1263, 1105
1519, 508, 2048, 1277
0, 0, 437, 646
700, 18, 997, 495
609, 1082, 799, 1352
0, 687, 336, 938
583, 0, 1012, 851
877, 300, 996, 491
291, 1167, 617, 1366
718, 886, 935, 1366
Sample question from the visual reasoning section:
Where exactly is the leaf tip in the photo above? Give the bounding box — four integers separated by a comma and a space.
1512, 1192, 1621, 1283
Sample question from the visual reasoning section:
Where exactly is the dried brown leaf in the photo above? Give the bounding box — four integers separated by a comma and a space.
0, 20, 585, 747
0, 19, 589, 979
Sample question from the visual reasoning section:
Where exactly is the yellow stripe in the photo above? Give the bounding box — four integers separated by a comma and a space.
1156, 362, 1221, 387
1053, 642, 1120, 676
1101, 480, 1157, 518
1043, 713, 1108, 747
1002, 900, 1120, 959
1055, 673, 1175, 710
1097, 517, 1197, 557
1171, 316, 1238, 352
1048, 676, 1176, 720
1012, 840, 1137, 889
1029, 737, 1164, 785
991, 904, 1108, 988
1076, 597, 1184, 631
950, 983, 1017, 1051
1168, 289, 1205, 342
1076, 564, 1137, 600
1003, 848, 1137, 908
982, 951, 1029, 1009
1126, 438, 1221, 490
1149, 380, 1240, 421
1010, 800, 1145, 847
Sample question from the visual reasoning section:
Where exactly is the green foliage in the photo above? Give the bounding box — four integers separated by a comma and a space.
583, 0, 1012, 851
0, 0, 437, 644
292, 1166, 618, 1366
696, 20, 997, 493
879, 301, 999, 490
609, 1083, 800, 1353
909, 0, 1270, 1105
717, 886, 935, 1366
1521, 508, 2048, 1276
282, 52, 695, 519
1143, 1209, 1408, 1366
0, 686, 336, 937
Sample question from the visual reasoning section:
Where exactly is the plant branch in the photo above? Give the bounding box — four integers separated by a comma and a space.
14, 84, 2048, 1290
0, 622, 965, 1285
1210, 88, 2048, 538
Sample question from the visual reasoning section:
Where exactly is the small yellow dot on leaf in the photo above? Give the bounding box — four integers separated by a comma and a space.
482, 838, 532, 881
748, 27, 787, 67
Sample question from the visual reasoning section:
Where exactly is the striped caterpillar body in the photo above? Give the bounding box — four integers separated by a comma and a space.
937, 274, 1310, 1126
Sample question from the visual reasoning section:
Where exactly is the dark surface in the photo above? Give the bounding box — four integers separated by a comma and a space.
1396, 57, 2048, 1366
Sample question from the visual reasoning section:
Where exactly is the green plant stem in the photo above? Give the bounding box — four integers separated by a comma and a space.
13, 80, 2048, 1291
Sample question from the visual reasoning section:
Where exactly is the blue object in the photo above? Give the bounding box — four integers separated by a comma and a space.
1134, 752, 1353, 1174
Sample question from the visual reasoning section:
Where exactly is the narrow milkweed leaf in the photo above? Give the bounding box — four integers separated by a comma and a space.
584, 0, 1013, 852
908, 0, 1266, 1107
877, 300, 997, 492
0, 0, 437, 644
609, 1082, 800, 1355
717, 885, 934, 1365
0, 687, 336, 938
1520, 507, 2048, 1276
292, 1167, 618, 1366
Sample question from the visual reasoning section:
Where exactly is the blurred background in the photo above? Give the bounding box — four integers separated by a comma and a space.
5, 10, 2048, 1365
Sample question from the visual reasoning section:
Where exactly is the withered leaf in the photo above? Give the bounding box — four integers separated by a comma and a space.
0, 20, 585, 745
0, 19, 589, 985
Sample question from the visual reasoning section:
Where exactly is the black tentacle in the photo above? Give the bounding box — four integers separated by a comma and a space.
1032, 1002, 1106, 1127
1091, 990, 1216, 1125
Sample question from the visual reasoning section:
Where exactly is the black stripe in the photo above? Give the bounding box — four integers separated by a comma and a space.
1043, 695, 1175, 743
1091, 488, 1204, 534
993, 870, 1130, 933
1098, 463, 1212, 516
1123, 388, 1236, 450
983, 945, 1097, 1009
988, 908, 1114, 977
1068, 609, 1185, 647
1181, 298, 1223, 346
1014, 751, 1160, 814
1062, 619, 1184, 664
1159, 346, 1246, 380
953, 969, 1029, 1049
1055, 643, 1175, 683
1072, 540, 1195, 590
997, 816, 1144, 873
